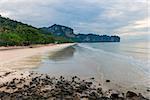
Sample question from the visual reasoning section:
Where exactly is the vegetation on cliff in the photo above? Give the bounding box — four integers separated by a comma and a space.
0, 16, 73, 46
0, 15, 120, 46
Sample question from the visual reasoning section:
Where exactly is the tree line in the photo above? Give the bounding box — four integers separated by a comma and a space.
0, 15, 73, 46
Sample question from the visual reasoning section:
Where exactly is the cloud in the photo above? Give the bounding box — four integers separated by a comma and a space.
133, 18, 149, 29
0, 0, 148, 39
0, 0, 62, 26
116, 17, 149, 36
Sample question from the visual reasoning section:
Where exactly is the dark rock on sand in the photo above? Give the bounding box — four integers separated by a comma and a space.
106, 80, 110, 82
147, 88, 150, 92
126, 91, 137, 97
126, 91, 149, 100
0, 71, 148, 100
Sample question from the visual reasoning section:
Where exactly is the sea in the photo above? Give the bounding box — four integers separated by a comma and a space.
30, 41, 150, 96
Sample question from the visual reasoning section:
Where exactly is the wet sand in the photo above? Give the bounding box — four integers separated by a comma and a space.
0, 43, 76, 71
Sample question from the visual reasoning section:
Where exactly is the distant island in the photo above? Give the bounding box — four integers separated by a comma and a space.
0, 15, 120, 46
40, 24, 120, 42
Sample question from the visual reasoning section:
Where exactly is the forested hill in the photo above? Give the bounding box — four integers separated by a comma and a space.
0, 15, 73, 46
0, 15, 120, 46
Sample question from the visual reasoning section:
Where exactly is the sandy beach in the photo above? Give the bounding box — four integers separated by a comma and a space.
0, 43, 76, 71
0, 43, 149, 99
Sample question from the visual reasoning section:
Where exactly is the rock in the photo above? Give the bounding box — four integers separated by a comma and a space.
138, 93, 149, 100
111, 93, 119, 99
74, 93, 81, 100
89, 91, 100, 99
100, 96, 110, 100
125, 91, 142, 100
0, 73, 149, 100
3, 72, 11, 76
97, 87, 102, 94
126, 91, 137, 98
90, 77, 95, 80
147, 88, 150, 92
79, 83, 88, 91
81, 93, 88, 99
106, 80, 110, 82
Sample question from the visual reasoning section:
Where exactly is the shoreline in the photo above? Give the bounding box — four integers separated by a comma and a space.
0, 43, 74, 51
0, 43, 76, 71
0, 43, 76, 72
0, 45, 49, 51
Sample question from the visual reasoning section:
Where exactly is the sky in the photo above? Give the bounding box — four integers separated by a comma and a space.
0, 0, 149, 40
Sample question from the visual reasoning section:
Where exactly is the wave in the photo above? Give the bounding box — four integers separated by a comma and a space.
77, 44, 150, 75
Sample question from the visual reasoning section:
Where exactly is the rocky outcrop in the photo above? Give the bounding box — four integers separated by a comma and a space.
40, 24, 76, 38
40, 24, 120, 42
75, 34, 120, 42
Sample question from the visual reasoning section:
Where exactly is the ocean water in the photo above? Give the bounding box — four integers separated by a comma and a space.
32, 41, 150, 95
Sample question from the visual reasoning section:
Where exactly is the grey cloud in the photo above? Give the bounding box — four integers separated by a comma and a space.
0, 0, 148, 37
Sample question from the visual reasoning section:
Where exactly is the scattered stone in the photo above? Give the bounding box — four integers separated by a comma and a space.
0, 72, 148, 100
106, 80, 110, 82
147, 88, 150, 92
90, 77, 95, 80
126, 91, 137, 98
111, 93, 119, 98
3, 72, 11, 76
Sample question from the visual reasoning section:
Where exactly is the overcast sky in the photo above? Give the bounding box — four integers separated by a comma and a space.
0, 0, 149, 40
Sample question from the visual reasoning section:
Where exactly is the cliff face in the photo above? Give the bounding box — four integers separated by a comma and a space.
75, 34, 120, 42
40, 24, 76, 38
40, 24, 120, 42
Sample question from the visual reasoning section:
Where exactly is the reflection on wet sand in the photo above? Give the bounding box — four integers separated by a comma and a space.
4, 55, 43, 70
4, 46, 76, 70
48, 47, 76, 61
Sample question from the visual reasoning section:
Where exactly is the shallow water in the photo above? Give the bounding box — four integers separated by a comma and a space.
20, 42, 150, 96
